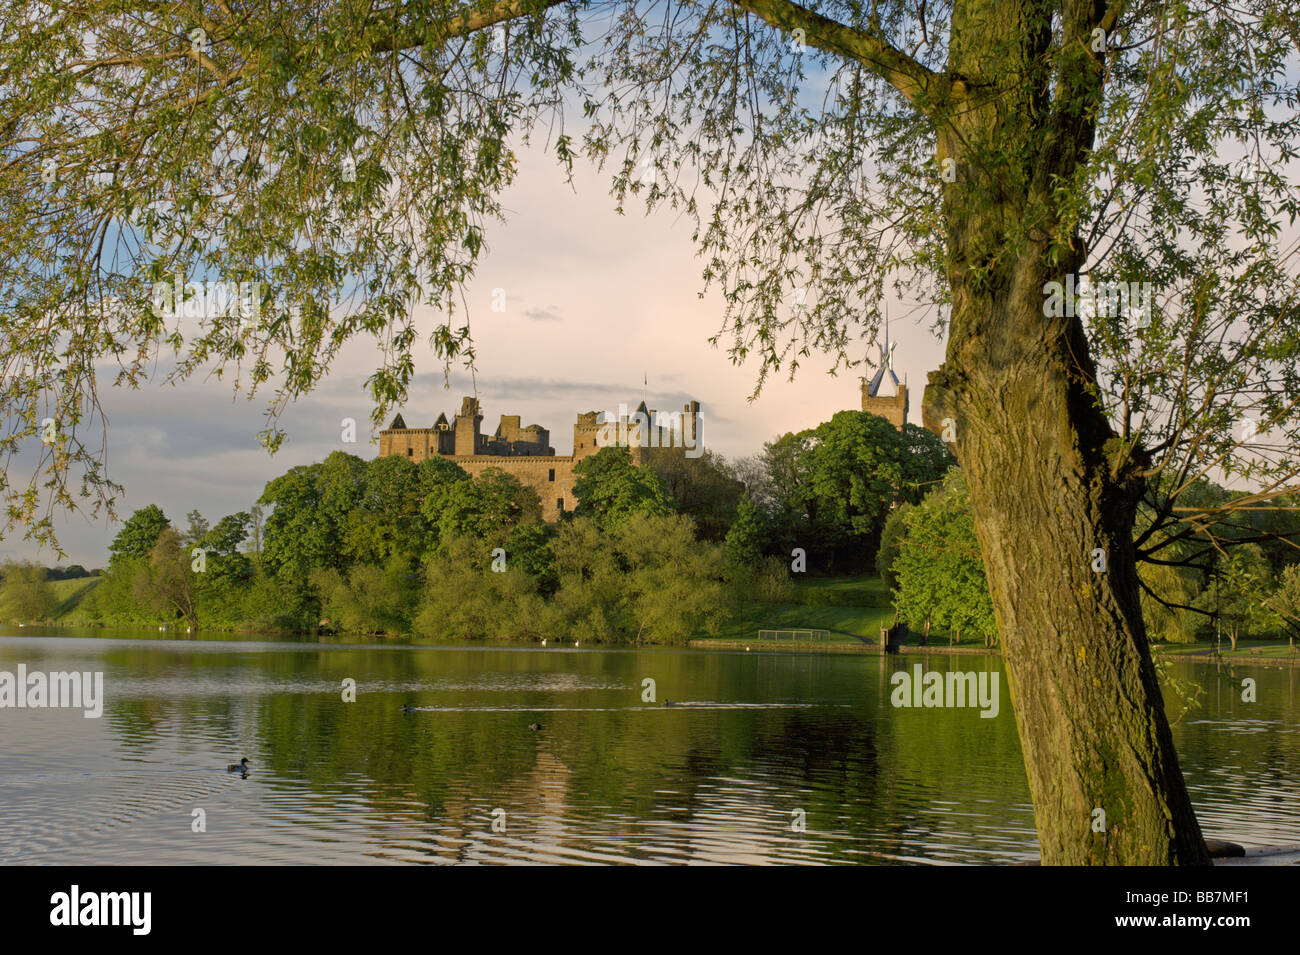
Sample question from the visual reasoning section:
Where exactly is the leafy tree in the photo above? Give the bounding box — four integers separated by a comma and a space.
749, 555, 797, 604
343, 454, 431, 566
724, 495, 769, 568
1266, 565, 1300, 651
504, 521, 558, 595
759, 431, 817, 520
415, 533, 554, 641
1197, 545, 1279, 650
803, 412, 909, 546
572, 447, 674, 530
183, 510, 210, 546
646, 449, 746, 541
201, 511, 252, 556
876, 502, 914, 592
84, 558, 146, 624
313, 556, 421, 635
197, 511, 254, 593
259, 452, 367, 580
893, 471, 996, 647
898, 425, 957, 503
548, 517, 627, 642
412, 455, 476, 550
612, 513, 729, 643
133, 527, 198, 628
434, 467, 542, 546
1137, 546, 1202, 644
13, 0, 1300, 864
107, 505, 171, 567
762, 412, 955, 570
0, 560, 55, 621
549, 514, 727, 643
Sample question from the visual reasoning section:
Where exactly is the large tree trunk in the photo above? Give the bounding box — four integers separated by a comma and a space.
924, 255, 1209, 865
919, 0, 1210, 865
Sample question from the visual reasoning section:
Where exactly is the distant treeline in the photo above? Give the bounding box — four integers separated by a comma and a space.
0, 411, 956, 640
0, 564, 102, 581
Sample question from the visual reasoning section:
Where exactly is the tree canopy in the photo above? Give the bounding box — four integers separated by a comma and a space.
107, 503, 170, 566
891, 468, 996, 645
746, 411, 955, 569
6, 0, 1300, 865
571, 446, 675, 529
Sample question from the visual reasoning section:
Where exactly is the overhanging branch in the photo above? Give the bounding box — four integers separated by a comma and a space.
731, 0, 944, 115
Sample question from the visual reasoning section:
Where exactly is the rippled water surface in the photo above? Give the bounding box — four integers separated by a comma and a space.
1, 630, 1297, 864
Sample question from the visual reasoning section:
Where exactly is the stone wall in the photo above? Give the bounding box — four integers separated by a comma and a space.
451, 456, 577, 522
379, 428, 439, 461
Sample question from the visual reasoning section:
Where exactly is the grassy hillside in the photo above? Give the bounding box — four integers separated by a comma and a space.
48, 577, 102, 622
0, 576, 102, 625
704, 573, 896, 646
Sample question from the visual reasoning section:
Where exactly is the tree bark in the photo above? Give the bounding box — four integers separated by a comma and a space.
924, 256, 1209, 865
910, 0, 1211, 868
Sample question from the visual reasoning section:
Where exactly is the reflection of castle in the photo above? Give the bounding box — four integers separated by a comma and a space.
378, 397, 701, 521
861, 320, 908, 429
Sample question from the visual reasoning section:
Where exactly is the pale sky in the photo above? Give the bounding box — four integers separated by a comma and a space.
3, 137, 946, 567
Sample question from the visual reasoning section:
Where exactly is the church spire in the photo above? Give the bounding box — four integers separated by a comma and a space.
866, 307, 901, 398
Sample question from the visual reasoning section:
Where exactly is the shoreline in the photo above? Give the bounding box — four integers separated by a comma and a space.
8, 621, 1300, 668
694, 637, 1300, 668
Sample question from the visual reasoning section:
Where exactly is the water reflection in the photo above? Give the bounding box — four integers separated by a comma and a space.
0, 631, 1295, 864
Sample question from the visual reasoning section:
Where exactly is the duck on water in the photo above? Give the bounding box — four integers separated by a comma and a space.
227, 757, 251, 774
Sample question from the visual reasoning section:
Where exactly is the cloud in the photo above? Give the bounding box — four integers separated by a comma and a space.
523, 306, 563, 322
4, 134, 946, 567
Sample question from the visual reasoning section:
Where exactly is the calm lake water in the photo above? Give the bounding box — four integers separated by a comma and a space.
1, 629, 1297, 864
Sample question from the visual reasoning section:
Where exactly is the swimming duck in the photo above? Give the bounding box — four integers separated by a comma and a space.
401, 705, 416, 715
527, 722, 542, 731
664, 700, 677, 707
227, 757, 251, 773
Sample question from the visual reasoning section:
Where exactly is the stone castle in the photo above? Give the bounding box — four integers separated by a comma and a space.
377, 327, 904, 522
378, 397, 702, 521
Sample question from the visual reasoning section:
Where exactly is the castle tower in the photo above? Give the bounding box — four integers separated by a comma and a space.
454, 396, 483, 455
861, 316, 908, 429
573, 411, 603, 460
682, 400, 701, 448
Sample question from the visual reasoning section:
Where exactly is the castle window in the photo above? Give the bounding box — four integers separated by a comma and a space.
548, 468, 555, 481
557, 498, 564, 512
407, 448, 413, 457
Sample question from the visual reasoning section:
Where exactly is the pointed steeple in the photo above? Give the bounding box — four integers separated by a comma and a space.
866, 309, 902, 398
